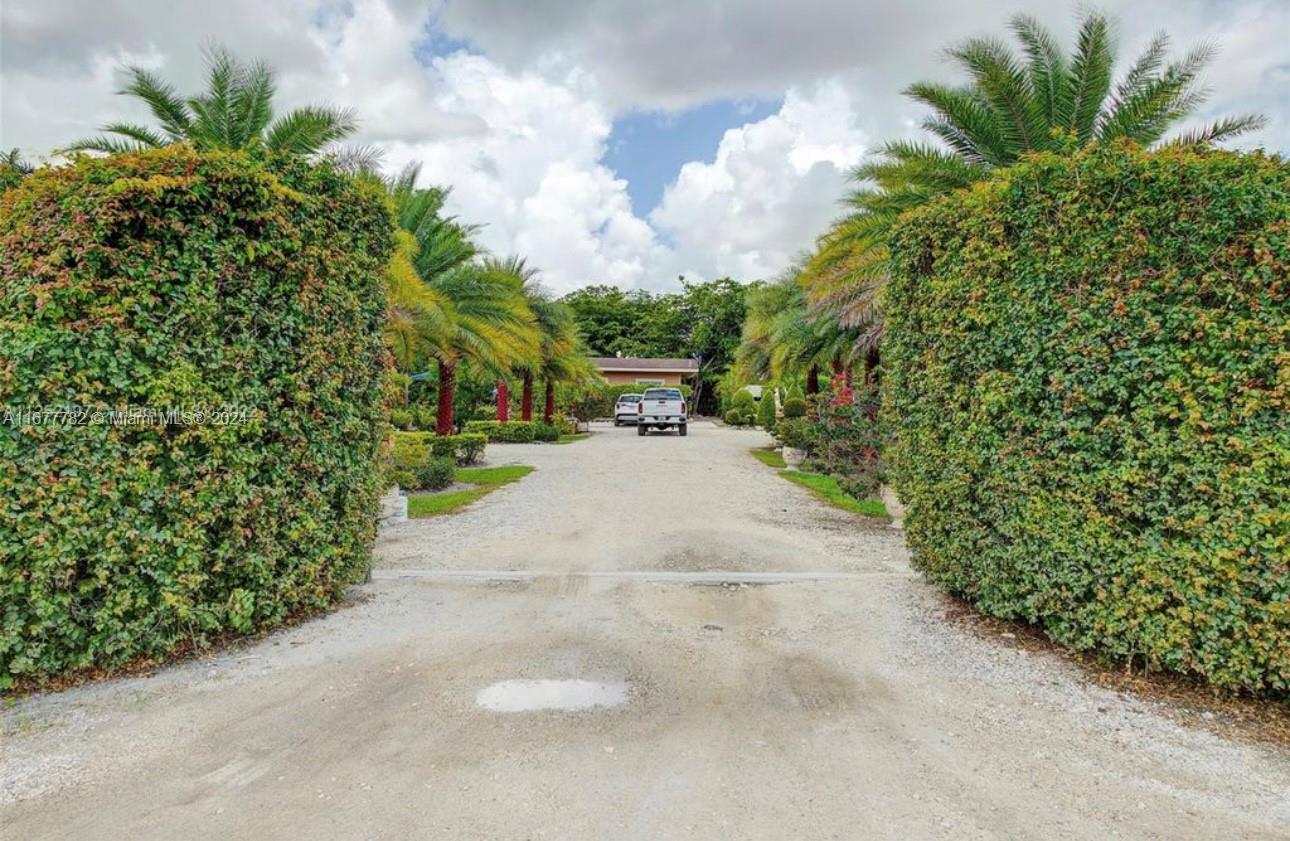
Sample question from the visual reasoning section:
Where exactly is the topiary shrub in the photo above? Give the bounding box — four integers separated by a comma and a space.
757, 389, 778, 429
0, 147, 394, 686
723, 408, 748, 426
413, 457, 455, 491
884, 142, 1289, 694
533, 421, 559, 442
781, 395, 807, 419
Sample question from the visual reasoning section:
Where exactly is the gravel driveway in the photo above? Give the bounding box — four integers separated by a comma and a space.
3, 421, 1287, 840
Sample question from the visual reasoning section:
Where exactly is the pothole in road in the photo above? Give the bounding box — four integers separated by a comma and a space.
475, 679, 629, 712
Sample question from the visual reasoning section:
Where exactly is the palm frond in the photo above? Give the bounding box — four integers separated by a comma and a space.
118, 66, 191, 140
264, 106, 357, 154
1010, 14, 1069, 127
1066, 12, 1116, 142
1165, 113, 1268, 146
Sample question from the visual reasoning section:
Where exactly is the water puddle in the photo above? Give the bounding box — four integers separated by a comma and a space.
475, 679, 629, 712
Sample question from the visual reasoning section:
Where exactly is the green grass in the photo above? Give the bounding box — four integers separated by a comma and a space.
552, 433, 591, 445
780, 470, 888, 519
407, 465, 535, 518
750, 447, 786, 468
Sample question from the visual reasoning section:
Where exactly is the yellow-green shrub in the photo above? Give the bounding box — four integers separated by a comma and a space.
883, 143, 1288, 693
0, 147, 394, 686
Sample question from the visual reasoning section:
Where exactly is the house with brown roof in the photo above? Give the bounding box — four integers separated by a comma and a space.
592, 356, 699, 386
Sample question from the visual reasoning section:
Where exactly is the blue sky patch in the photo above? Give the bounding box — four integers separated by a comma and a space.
605, 97, 781, 214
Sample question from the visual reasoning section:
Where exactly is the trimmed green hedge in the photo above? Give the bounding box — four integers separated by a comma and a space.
883, 143, 1289, 693
464, 420, 536, 443
0, 147, 394, 686
429, 432, 487, 465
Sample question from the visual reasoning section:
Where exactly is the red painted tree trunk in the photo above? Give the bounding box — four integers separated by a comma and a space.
436, 360, 456, 436
543, 380, 555, 424
521, 372, 534, 421
806, 364, 820, 395
496, 380, 509, 422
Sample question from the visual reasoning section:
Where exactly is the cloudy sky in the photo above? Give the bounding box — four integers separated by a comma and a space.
3, 0, 1287, 292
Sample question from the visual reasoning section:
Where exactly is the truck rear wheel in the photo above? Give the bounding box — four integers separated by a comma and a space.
637, 423, 646, 436
678, 423, 687, 436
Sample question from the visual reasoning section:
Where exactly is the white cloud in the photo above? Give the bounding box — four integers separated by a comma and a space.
650, 81, 867, 282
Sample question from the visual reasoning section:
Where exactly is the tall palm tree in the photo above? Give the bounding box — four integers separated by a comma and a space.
805, 11, 1265, 353
738, 262, 855, 394
64, 46, 357, 156
484, 256, 587, 422
388, 166, 539, 434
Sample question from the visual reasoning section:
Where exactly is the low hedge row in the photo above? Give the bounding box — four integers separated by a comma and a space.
883, 142, 1289, 693
464, 420, 536, 443
430, 432, 486, 465
0, 147, 394, 685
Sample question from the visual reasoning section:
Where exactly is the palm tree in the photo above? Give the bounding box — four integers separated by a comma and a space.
738, 262, 855, 394
484, 256, 590, 422
805, 10, 1265, 354
64, 46, 356, 156
387, 166, 539, 434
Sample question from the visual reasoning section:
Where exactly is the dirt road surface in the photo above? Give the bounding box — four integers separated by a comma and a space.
4, 422, 1287, 840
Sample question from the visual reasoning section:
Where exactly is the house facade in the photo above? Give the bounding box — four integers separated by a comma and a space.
592, 356, 699, 386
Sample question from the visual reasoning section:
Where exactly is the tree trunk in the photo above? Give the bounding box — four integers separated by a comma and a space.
806, 364, 820, 395
436, 360, 456, 436
543, 380, 555, 424
496, 380, 509, 422
521, 372, 534, 421
863, 347, 879, 386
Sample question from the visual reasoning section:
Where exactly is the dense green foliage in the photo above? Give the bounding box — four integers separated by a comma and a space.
464, 419, 536, 443
429, 432, 487, 465
884, 143, 1289, 693
561, 278, 746, 413
757, 388, 778, 429
0, 147, 393, 685
389, 431, 483, 486
533, 421, 560, 442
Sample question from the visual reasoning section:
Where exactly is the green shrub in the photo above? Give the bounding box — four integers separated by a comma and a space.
390, 408, 414, 430
464, 420, 536, 443
775, 418, 812, 449
0, 147, 394, 685
781, 397, 807, 418
884, 142, 1289, 694
730, 390, 756, 413
533, 421, 560, 442
410, 405, 435, 431
757, 389, 778, 428
429, 432, 487, 465
724, 408, 752, 426
413, 457, 455, 491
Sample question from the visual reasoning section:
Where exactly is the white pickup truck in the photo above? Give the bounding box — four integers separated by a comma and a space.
636, 387, 688, 436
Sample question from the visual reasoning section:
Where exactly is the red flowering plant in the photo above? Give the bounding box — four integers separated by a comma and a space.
800, 376, 885, 498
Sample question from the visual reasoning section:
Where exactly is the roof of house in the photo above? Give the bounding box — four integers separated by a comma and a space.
591, 356, 699, 373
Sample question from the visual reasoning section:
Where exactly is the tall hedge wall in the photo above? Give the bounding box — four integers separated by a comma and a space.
883, 143, 1288, 693
0, 147, 394, 686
